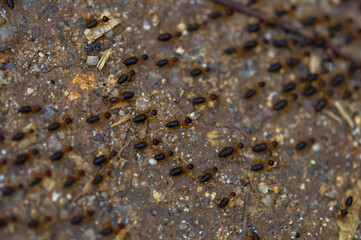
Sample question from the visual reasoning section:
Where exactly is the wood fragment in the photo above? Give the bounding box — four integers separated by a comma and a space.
111, 114, 131, 128
97, 48, 113, 70
110, 101, 127, 110
335, 101, 355, 129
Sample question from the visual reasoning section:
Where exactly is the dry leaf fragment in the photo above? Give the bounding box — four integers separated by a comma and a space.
84, 11, 120, 44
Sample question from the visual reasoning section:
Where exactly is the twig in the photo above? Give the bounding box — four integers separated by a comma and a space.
241, 194, 249, 240
211, 0, 361, 65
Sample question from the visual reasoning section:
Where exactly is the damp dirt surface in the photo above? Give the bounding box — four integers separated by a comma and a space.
0, 0, 361, 239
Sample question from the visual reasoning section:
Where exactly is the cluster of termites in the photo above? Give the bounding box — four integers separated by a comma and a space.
1, 0, 360, 238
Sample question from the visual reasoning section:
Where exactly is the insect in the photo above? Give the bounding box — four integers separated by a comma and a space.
192, 97, 206, 104
315, 99, 327, 112
218, 198, 229, 208
169, 167, 183, 176
157, 59, 169, 67
92, 175, 103, 185
166, 120, 179, 128
252, 143, 267, 152
187, 24, 199, 31
218, 147, 234, 157
18, 106, 32, 113
251, 164, 264, 172
190, 69, 202, 76
11, 132, 25, 141
295, 141, 307, 150
70, 216, 83, 225
86, 116, 99, 123
244, 89, 256, 99
345, 196, 353, 207
93, 155, 107, 165
274, 99, 288, 110
123, 57, 138, 66
5, 0, 14, 9
51, 151, 63, 161
157, 33, 172, 41
86, 16, 110, 29
154, 153, 166, 161
268, 63, 282, 72
201, 173, 211, 182
14, 153, 29, 165
48, 122, 61, 131
283, 82, 296, 92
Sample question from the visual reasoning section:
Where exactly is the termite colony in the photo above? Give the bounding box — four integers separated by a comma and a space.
0, 0, 360, 239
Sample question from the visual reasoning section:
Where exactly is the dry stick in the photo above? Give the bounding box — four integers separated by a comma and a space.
212, 0, 361, 65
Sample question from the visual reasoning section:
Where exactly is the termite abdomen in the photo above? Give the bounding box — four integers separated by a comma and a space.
48, 123, 60, 131
295, 141, 307, 150
302, 17, 317, 26
157, 33, 172, 41
122, 91, 134, 100
132, 114, 147, 123
169, 167, 183, 176
0, 219, 6, 228
314, 38, 326, 47
190, 69, 202, 76
209, 12, 222, 19
252, 143, 267, 152
192, 97, 206, 104
86, 21, 98, 29
251, 164, 264, 171
283, 82, 296, 92
243, 40, 258, 51
30, 177, 42, 187
92, 175, 103, 185
86, 116, 99, 123
3, 186, 15, 196
219, 198, 229, 208
331, 75, 344, 86
244, 89, 256, 99
51, 151, 63, 161
28, 219, 40, 228
224, 48, 237, 54
303, 87, 316, 96
201, 173, 211, 182
346, 196, 353, 207
154, 153, 166, 161
342, 91, 351, 100
19, 106, 32, 113
287, 58, 300, 67
166, 121, 179, 128
247, 24, 260, 33
315, 99, 327, 111
12, 132, 25, 141
14, 154, 29, 165
134, 142, 147, 150
93, 155, 107, 165
218, 147, 234, 157
253, 232, 260, 240
71, 216, 83, 225
306, 74, 318, 82
64, 177, 75, 188
274, 99, 288, 110
6, 0, 15, 9
123, 57, 138, 66
187, 24, 199, 31
268, 63, 282, 72
273, 40, 287, 47
117, 74, 129, 84
100, 227, 113, 235
157, 59, 168, 67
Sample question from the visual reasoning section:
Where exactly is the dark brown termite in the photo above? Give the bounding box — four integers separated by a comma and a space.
295, 141, 307, 150
6, 0, 15, 9
86, 16, 110, 29
201, 173, 211, 182
251, 164, 264, 171
70, 216, 83, 225
169, 167, 183, 176
252, 143, 267, 152
345, 196, 353, 207
218, 147, 234, 157
218, 198, 229, 208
